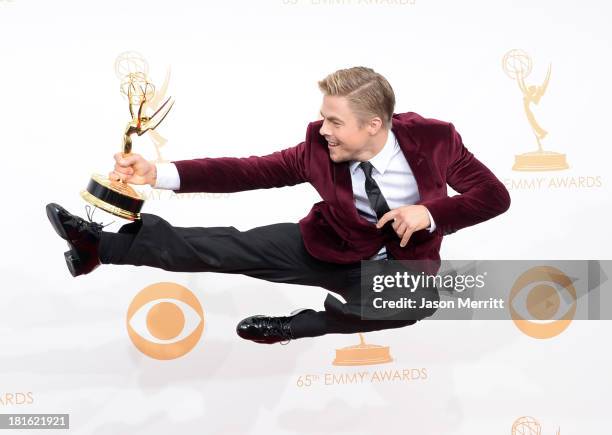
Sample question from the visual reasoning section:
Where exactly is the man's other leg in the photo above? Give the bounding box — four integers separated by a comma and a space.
289, 259, 439, 339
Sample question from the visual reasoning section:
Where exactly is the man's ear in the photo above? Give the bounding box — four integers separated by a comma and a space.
367, 116, 383, 135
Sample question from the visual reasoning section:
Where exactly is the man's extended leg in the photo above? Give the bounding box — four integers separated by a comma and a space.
98, 212, 355, 291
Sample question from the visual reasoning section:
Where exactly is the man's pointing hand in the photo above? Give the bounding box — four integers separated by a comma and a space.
376, 205, 432, 248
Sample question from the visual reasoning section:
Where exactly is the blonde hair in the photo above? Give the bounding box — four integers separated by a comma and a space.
318, 66, 395, 129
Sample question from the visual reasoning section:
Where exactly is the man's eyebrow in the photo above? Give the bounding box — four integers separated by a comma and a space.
320, 111, 343, 123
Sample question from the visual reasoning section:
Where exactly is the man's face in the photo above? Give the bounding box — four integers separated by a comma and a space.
319, 95, 382, 163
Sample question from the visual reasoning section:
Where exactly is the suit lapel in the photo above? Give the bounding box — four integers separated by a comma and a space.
392, 119, 439, 202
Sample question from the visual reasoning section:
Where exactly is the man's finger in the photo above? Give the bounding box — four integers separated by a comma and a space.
376, 210, 398, 228
114, 154, 137, 167
110, 170, 128, 182
395, 222, 407, 238
114, 165, 133, 175
400, 226, 415, 247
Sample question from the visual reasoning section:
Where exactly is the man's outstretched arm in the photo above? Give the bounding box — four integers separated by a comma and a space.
111, 141, 310, 194
167, 141, 310, 194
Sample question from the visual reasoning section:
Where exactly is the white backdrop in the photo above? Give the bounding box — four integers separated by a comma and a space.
1, 0, 611, 434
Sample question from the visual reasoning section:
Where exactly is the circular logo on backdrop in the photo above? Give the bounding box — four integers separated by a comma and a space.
509, 266, 576, 339
511, 416, 541, 435
126, 282, 205, 360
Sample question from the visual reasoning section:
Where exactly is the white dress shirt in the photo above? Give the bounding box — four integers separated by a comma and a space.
349, 129, 436, 260
153, 129, 436, 260
154, 162, 181, 191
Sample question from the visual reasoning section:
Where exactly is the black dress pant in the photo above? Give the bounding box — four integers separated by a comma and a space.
98, 213, 431, 339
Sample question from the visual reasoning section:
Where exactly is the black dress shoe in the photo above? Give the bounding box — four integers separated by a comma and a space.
46, 203, 108, 277
236, 308, 315, 345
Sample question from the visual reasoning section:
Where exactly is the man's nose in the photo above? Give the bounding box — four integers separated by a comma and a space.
319, 122, 330, 137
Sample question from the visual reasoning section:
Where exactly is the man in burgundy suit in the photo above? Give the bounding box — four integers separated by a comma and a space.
46, 67, 511, 344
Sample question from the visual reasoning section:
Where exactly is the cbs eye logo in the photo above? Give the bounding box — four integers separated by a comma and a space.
126, 282, 205, 360
509, 266, 576, 339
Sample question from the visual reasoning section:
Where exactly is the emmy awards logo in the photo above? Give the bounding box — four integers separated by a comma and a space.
332, 333, 392, 366
80, 51, 175, 221
511, 416, 560, 435
502, 49, 569, 171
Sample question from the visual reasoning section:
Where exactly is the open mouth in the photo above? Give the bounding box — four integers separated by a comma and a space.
327, 140, 340, 147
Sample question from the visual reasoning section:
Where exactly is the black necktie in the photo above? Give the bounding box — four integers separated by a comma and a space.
359, 161, 391, 220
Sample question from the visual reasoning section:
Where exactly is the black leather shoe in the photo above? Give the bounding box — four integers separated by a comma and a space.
236, 308, 315, 345
46, 203, 108, 277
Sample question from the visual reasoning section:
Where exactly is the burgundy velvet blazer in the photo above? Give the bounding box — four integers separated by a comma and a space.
171, 112, 511, 269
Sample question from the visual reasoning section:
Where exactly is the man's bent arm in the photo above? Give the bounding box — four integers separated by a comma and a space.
419, 123, 511, 235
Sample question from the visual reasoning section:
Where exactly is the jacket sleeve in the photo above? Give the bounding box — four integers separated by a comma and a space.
169, 141, 310, 194
420, 123, 511, 235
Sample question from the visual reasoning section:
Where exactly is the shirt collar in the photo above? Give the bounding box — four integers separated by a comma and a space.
350, 129, 398, 176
